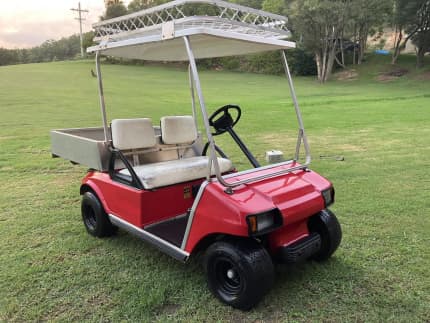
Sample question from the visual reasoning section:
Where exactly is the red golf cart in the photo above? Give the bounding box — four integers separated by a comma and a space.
51, 0, 341, 310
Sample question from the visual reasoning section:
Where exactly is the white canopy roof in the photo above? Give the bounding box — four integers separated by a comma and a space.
87, 0, 295, 61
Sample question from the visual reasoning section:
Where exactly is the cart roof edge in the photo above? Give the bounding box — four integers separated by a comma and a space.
87, 0, 296, 61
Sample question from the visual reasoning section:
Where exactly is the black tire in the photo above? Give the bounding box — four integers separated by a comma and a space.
308, 209, 342, 261
81, 191, 117, 237
204, 239, 274, 310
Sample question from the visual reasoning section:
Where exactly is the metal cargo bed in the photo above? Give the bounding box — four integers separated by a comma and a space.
51, 128, 111, 171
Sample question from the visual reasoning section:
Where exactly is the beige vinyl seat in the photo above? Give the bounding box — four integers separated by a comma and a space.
111, 118, 157, 166
115, 116, 233, 189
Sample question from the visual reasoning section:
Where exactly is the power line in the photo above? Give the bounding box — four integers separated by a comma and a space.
71, 2, 89, 58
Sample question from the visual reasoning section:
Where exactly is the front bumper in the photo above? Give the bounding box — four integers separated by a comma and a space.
276, 232, 321, 263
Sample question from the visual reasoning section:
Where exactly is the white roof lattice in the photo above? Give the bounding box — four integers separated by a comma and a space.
87, 0, 295, 61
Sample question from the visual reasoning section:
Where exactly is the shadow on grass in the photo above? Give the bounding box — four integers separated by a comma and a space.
88, 232, 425, 321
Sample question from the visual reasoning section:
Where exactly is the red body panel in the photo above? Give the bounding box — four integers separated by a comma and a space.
82, 162, 331, 257
184, 163, 331, 253
82, 172, 201, 227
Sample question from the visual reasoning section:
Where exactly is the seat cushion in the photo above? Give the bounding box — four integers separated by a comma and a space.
160, 116, 198, 145
119, 156, 233, 189
112, 118, 156, 150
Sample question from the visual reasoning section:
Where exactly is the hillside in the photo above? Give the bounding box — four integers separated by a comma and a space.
0, 58, 429, 322
332, 53, 430, 82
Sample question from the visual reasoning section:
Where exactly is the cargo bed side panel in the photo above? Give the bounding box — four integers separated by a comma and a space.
50, 127, 110, 171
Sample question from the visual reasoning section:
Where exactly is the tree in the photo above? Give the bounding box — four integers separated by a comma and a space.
231, 0, 263, 9
17, 49, 29, 64
409, 1, 430, 67
128, 0, 170, 12
261, 0, 283, 13
0, 34, 83, 66
288, 0, 351, 83
391, 0, 430, 64
0, 48, 18, 66
128, 0, 150, 12
412, 30, 430, 67
350, 0, 392, 64
101, 2, 128, 20
82, 31, 95, 52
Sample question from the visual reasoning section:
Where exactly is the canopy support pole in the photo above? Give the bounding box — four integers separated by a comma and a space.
188, 64, 198, 130
95, 51, 110, 143
183, 36, 233, 188
281, 50, 311, 165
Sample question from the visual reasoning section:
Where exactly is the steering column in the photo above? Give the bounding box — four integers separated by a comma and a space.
209, 105, 260, 168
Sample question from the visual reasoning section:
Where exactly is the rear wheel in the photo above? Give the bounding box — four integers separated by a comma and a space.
204, 239, 274, 310
81, 191, 117, 237
308, 209, 342, 261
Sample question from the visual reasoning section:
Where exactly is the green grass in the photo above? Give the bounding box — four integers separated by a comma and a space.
0, 54, 429, 322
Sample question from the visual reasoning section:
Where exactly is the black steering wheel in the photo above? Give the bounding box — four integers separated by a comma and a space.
208, 105, 241, 136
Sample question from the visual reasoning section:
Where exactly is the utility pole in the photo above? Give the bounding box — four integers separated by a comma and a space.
71, 2, 89, 58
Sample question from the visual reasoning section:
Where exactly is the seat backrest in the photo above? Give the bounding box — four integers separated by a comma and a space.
111, 118, 156, 150
160, 116, 197, 145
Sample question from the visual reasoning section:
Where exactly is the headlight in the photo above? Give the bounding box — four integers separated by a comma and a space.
322, 187, 335, 207
246, 209, 283, 236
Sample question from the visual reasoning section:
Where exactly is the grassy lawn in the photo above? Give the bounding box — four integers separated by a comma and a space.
0, 54, 429, 321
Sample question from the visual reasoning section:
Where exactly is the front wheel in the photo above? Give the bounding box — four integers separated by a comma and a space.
81, 191, 117, 237
308, 209, 342, 261
204, 239, 274, 310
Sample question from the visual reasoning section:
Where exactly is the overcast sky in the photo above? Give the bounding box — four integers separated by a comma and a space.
0, 0, 131, 48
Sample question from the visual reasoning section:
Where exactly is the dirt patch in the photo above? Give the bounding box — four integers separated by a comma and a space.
377, 67, 409, 82
376, 75, 398, 82
0, 136, 18, 141
19, 148, 50, 155
260, 133, 296, 147
335, 69, 358, 81
415, 71, 430, 81
386, 67, 409, 76
337, 143, 366, 152
86, 294, 111, 307
155, 303, 181, 316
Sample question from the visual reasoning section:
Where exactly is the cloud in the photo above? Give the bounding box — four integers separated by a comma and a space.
0, 0, 130, 48
0, 21, 77, 48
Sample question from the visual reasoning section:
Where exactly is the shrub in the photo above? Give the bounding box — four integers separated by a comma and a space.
197, 48, 317, 76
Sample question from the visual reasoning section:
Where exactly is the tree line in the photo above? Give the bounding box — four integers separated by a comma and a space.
102, 0, 430, 82
0, 33, 94, 66
1, 0, 429, 83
